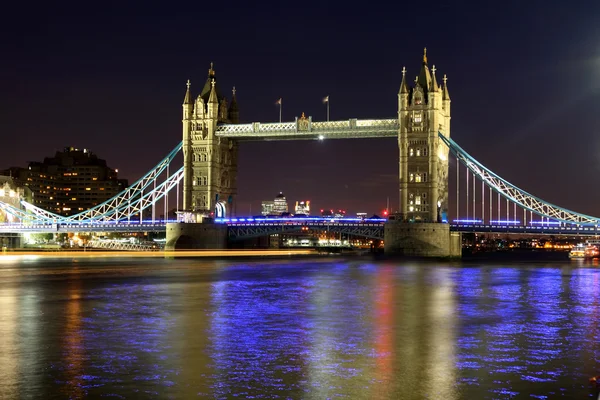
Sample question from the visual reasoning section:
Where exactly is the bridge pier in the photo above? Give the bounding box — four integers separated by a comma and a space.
165, 221, 227, 250
384, 221, 461, 258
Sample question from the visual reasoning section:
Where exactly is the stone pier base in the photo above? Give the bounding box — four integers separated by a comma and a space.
384, 222, 462, 258
165, 222, 228, 250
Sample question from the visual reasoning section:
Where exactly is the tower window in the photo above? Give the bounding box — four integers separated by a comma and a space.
409, 148, 414, 157
414, 113, 422, 123
416, 149, 421, 157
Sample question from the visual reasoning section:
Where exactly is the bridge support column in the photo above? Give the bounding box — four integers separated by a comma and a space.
384, 221, 461, 258
165, 221, 227, 250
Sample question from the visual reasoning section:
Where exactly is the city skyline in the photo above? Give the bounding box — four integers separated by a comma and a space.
3, 2, 600, 217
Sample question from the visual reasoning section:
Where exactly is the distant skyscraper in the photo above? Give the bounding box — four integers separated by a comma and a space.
261, 201, 275, 216
273, 192, 288, 215
294, 200, 310, 215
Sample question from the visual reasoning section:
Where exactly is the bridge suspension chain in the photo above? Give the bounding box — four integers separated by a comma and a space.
439, 132, 600, 226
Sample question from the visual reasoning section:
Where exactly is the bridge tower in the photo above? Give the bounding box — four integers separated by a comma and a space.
182, 64, 239, 219
398, 48, 451, 222
386, 49, 460, 257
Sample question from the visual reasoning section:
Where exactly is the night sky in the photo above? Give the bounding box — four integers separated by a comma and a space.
3, 1, 600, 218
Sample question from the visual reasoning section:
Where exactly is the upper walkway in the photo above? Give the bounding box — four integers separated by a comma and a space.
215, 118, 399, 141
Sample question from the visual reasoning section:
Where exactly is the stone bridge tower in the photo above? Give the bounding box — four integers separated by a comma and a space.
182, 64, 239, 218
398, 48, 451, 222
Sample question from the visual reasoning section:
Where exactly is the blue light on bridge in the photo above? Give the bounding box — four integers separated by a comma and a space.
489, 220, 520, 225
453, 219, 483, 224
529, 221, 560, 225
214, 217, 387, 224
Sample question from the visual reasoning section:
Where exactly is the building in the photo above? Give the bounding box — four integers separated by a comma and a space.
0, 176, 32, 223
273, 192, 288, 215
398, 48, 451, 222
261, 201, 274, 216
181, 64, 239, 218
3, 147, 128, 216
294, 200, 310, 216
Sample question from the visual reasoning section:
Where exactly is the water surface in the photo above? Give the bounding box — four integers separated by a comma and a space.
0, 255, 599, 399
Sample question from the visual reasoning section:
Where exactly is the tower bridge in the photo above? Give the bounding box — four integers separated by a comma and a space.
2, 49, 600, 256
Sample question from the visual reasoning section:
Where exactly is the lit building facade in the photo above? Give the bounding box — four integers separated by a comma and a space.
294, 200, 310, 215
273, 192, 288, 214
3, 147, 127, 216
398, 49, 451, 222
261, 201, 274, 216
0, 176, 32, 223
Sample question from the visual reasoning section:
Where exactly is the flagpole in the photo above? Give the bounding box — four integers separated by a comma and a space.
279, 100, 282, 123
327, 99, 330, 122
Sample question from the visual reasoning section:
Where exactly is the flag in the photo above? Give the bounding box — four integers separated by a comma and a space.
323, 95, 329, 103
275, 98, 282, 105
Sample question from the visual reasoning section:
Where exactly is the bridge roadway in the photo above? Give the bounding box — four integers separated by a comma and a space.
2, 218, 600, 238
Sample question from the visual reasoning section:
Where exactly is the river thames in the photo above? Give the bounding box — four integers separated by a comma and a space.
0, 255, 599, 399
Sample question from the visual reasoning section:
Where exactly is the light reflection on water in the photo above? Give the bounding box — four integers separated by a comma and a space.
0, 257, 599, 398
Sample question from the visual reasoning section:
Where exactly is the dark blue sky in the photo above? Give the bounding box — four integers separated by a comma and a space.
2, 1, 600, 217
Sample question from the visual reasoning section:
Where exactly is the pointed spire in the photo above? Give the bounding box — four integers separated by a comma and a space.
229, 86, 239, 123
430, 65, 439, 92
418, 47, 432, 91
208, 78, 218, 104
442, 74, 450, 100
183, 79, 192, 104
200, 62, 219, 101
229, 86, 239, 110
399, 66, 408, 94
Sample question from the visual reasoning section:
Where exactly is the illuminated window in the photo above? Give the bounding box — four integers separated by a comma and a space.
416, 149, 421, 157
414, 113, 422, 123
415, 195, 421, 205
409, 148, 414, 157
92, 177, 97, 181
71, 198, 77, 200
85, 188, 91, 191
409, 206, 414, 212
409, 173, 414, 182
415, 174, 422, 183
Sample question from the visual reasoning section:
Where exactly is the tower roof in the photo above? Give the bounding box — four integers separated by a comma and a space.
200, 62, 223, 103
208, 78, 218, 104
399, 66, 409, 94
430, 65, 439, 92
442, 74, 450, 100
417, 47, 432, 92
183, 79, 192, 104
229, 86, 239, 112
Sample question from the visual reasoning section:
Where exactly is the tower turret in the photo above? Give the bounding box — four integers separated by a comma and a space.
208, 79, 218, 119
398, 66, 409, 110
182, 79, 193, 120
417, 47, 432, 94
229, 87, 239, 123
442, 74, 451, 102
